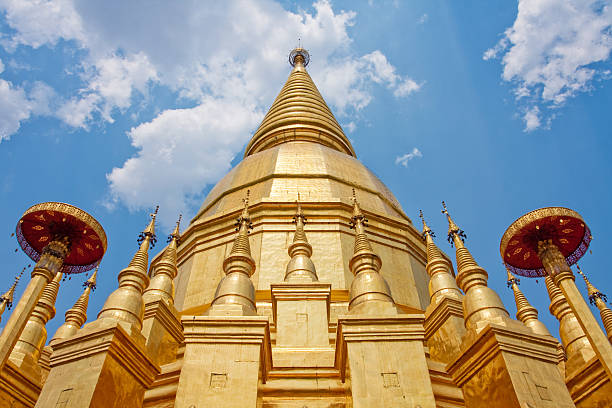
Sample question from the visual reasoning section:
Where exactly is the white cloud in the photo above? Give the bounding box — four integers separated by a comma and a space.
523, 106, 541, 132
395, 148, 423, 167
0, 0, 85, 50
417, 14, 428, 25
485, 0, 612, 130
106, 98, 262, 226
319, 50, 421, 115
57, 52, 158, 127
0, 0, 422, 225
0, 78, 31, 140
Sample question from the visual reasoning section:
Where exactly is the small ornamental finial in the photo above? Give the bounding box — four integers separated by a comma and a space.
441, 201, 466, 246
138, 206, 159, 248
419, 210, 435, 239
350, 188, 367, 229
289, 47, 310, 67
576, 264, 607, 305
236, 190, 253, 232
167, 214, 182, 243
294, 198, 306, 224
506, 268, 520, 288
84, 265, 98, 291
0, 267, 25, 310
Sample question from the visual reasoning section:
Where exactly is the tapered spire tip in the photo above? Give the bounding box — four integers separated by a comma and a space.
441, 201, 466, 246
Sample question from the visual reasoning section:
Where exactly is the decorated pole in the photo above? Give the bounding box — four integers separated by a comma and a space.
0, 202, 106, 371
500, 207, 612, 380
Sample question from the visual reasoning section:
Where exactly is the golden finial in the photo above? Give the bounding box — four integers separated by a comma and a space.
441, 201, 466, 246
236, 190, 253, 232
284, 198, 317, 281
168, 214, 182, 243
506, 268, 520, 288
143, 216, 181, 305
139, 205, 159, 248
576, 264, 607, 305
293, 194, 306, 224
289, 46, 310, 67
350, 188, 367, 229
506, 268, 550, 336
84, 265, 98, 291
419, 210, 435, 239
1, 267, 25, 310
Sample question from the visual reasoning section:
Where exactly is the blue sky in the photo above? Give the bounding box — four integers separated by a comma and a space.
0, 0, 611, 340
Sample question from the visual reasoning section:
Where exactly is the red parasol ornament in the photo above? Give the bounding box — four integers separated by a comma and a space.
500, 207, 591, 278
16, 202, 107, 274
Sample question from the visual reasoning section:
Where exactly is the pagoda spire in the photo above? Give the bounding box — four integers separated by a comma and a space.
442, 201, 509, 331
244, 47, 355, 158
50, 267, 98, 344
347, 189, 396, 314
419, 210, 462, 305
143, 215, 181, 305
0, 267, 24, 323
209, 191, 257, 315
506, 269, 551, 336
97, 207, 158, 330
9, 271, 62, 372
576, 264, 612, 343
284, 199, 318, 282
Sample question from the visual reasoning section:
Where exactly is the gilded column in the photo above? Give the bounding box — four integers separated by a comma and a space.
538, 239, 612, 380
546, 276, 595, 375
35, 211, 159, 408
576, 265, 612, 343
141, 215, 184, 367
546, 275, 611, 407
506, 269, 551, 336
420, 211, 466, 364
444, 202, 574, 408
175, 193, 271, 408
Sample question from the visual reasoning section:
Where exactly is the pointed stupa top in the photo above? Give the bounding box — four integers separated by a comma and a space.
506, 269, 551, 336
350, 189, 373, 254
576, 264, 612, 340
50, 267, 98, 344
244, 47, 355, 158
222, 190, 256, 276
576, 264, 607, 305
442, 201, 466, 247
285, 199, 317, 281
143, 214, 181, 305
97, 208, 157, 330
84, 266, 98, 290
419, 210, 461, 304
0, 267, 25, 308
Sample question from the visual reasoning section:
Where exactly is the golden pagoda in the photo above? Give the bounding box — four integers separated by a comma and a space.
0, 47, 611, 408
